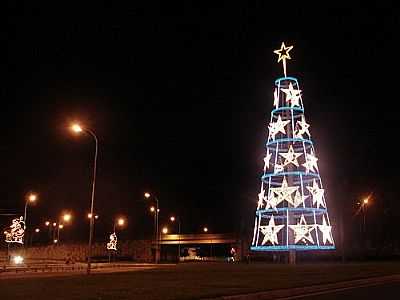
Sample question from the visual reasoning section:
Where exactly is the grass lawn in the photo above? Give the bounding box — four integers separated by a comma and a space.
2, 262, 400, 300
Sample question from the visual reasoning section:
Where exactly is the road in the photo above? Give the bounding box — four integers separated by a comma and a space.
279, 282, 400, 300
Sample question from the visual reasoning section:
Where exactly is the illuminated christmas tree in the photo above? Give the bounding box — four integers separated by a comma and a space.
251, 43, 335, 256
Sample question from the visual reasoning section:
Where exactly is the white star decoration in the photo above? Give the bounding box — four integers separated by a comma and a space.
281, 83, 302, 107
263, 149, 272, 171
295, 116, 310, 138
268, 115, 290, 140
273, 88, 279, 108
289, 214, 315, 244
279, 145, 302, 167
303, 149, 319, 173
265, 191, 282, 211
270, 177, 298, 207
318, 216, 334, 244
293, 190, 308, 207
257, 185, 265, 209
307, 179, 326, 208
260, 215, 285, 245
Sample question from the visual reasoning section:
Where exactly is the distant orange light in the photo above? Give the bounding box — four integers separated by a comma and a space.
363, 198, 369, 205
45, 221, 50, 226
144, 192, 151, 198
117, 218, 125, 226
63, 213, 72, 222
28, 193, 37, 202
35, 228, 40, 233
150, 206, 155, 212
170, 216, 175, 222
203, 227, 208, 233
71, 124, 83, 133
162, 227, 168, 234
52, 222, 57, 227
58, 224, 64, 229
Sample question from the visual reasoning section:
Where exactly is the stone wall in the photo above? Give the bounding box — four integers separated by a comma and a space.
1, 240, 153, 262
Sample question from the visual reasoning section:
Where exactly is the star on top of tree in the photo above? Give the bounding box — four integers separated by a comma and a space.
273, 42, 293, 77
318, 216, 334, 244
306, 179, 326, 208
289, 214, 316, 244
281, 83, 302, 107
260, 215, 285, 245
279, 145, 303, 167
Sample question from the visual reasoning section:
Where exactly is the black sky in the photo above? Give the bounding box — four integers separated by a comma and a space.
2, 2, 399, 243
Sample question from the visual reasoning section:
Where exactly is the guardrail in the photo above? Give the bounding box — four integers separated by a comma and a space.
0, 263, 143, 274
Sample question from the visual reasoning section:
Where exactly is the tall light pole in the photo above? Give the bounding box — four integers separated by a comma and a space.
24, 193, 38, 224
362, 198, 369, 234
56, 213, 72, 243
71, 123, 98, 274
145, 192, 159, 263
170, 216, 181, 262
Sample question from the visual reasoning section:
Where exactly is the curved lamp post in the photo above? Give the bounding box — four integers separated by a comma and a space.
71, 123, 98, 274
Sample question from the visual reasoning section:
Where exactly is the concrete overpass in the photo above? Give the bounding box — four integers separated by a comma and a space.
159, 233, 240, 245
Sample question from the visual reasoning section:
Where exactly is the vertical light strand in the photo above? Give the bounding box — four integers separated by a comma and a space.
313, 210, 320, 247
255, 213, 262, 246
286, 208, 289, 247
252, 215, 258, 245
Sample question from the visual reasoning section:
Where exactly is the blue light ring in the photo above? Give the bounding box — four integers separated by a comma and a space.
271, 107, 304, 114
266, 138, 313, 147
250, 245, 335, 251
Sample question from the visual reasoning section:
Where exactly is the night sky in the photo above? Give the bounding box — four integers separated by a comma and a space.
2, 3, 399, 244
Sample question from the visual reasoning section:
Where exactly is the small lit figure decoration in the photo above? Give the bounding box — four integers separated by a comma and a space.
107, 232, 117, 251
4, 216, 26, 244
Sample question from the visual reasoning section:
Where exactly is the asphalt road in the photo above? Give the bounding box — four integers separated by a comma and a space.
285, 282, 400, 300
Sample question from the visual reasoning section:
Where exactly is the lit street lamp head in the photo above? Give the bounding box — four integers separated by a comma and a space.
35, 228, 40, 233
63, 213, 72, 223
170, 216, 175, 222
52, 222, 57, 227
150, 206, 155, 212
363, 198, 369, 205
117, 218, 125, 226
203, 227, 208, 233
45, 221, 50, 226
71, 124, 83, 133
162, 227, 168, 234
28, 193, 38, 203
58, 224, 64, 229
144, 192, 151, 199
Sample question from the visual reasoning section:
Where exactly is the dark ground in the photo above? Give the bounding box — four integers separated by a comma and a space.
2, 262, 400, 300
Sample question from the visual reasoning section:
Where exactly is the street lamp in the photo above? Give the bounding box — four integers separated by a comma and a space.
24, 192, 38, 223
145, 192, 160, 263
114, 217, 125, 232
361, 197, 370, 234
170, 216, 181, 261
203, 227, 208, 233
70, 122, 98, 275
162, 227, 168, 234
56, 213, 72, 243
87, 213, 99, 220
